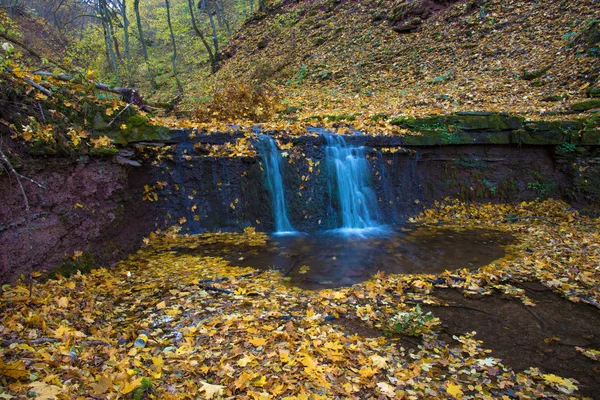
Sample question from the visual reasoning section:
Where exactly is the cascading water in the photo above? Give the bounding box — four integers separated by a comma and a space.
324, 134, 383, 232
256, 136, 295, 234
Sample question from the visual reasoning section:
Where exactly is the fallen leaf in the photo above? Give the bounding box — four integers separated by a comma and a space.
199, 381, 224, 399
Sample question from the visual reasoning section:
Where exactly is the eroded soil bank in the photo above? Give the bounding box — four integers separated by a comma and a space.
0, 155, 156, 283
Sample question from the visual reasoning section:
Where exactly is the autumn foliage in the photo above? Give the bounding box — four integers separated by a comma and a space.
191, 80, 280, 123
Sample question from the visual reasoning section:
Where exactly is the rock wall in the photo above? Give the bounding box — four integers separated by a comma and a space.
1, 125, 598, 283
0, 156, 156, 284
153, 133, 597, 233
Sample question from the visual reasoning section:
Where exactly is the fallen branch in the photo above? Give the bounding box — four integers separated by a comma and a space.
33, 71, 123, 95
24, 78, 52, 97
107, 103, 131, 127
1, 337, 59, 346
33, 72, 153, 111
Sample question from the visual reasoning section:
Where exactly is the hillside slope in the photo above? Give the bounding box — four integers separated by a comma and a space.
213, 0, 599, 121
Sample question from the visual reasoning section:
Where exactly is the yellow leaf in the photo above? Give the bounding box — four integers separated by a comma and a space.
121, 377, 143, 394
446, 382, 463, 398
252, 375, 267, 387
28, 382, 61, 400
371, 355, 388, 369
53, 325, 71, 338
542, 374, 578, 393
249, 337, 266, 347
152, 356, 164, 369
299, 265, 310, 274
237, 355, 254, 367
0, 360, 27, 379
106, 108, 114, 116
358, 367, 377, 378
156, 301, 166, 310
91, 375, 112, 395
377, 381, 396, 397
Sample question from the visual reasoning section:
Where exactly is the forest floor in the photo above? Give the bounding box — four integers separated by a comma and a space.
1, 200, 599, 399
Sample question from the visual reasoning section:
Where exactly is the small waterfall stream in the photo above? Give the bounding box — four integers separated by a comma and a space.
256, 136, 295, 234
324, 134, 382, 232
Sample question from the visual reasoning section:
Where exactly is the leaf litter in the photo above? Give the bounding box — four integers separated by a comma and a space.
0, 201, 599, 399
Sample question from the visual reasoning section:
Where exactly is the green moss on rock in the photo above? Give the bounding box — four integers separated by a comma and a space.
571, 99, 600, 111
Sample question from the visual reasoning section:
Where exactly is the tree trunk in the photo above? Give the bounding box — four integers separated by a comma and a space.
187, 0, 217, 73
215, 0, 231, 36
165, 0, 184, 94
120, 0, 134, 85
133, 0, 157, 87
203, 0, 220, 62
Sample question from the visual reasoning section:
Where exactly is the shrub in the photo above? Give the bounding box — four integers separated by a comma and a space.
191, 81, 280, 123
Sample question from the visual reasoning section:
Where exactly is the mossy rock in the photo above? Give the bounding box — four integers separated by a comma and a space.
104, 118, 170, 145
453, 113, 524, 131
571, 99, 600, 111
580, 116, 600, 144
404, 133, 444, 146
522, 65, 551, 81
589, 86, 600, 98
127, 115, 149, 126
89, 147, 119, 157
542, 94, 568, 102
394, 113, 524, 132
511, 129, 565, 145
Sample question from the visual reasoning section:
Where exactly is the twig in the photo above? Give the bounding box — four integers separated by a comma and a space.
12, 171, 45, 189
36, 102, 46, 124
81, 340, 111, 346
1, 338, 59, 346
0, 145, 36, 297
107, 103, 131, 127
24, 78, 52, 97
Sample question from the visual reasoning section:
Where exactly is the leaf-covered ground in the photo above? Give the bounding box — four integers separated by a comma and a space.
1, 200, 599, 399
219, 0, 600, 111
184, 0, 600, 133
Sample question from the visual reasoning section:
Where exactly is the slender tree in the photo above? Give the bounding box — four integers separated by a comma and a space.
133, 0, 157, 87
165, 0, 183, 93
117, 0, 134, 85
187, 0, 217, 73
201, 0, 220, 62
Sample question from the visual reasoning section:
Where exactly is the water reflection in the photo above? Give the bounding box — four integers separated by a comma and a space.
176, 227, 514, 290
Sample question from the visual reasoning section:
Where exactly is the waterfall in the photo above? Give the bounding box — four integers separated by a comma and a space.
256, 136, 295, 234
324, 134, 382, 232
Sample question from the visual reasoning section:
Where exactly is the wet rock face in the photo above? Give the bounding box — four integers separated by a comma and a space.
0, 158, 155, 284
1, 129, 598, 283
153, 136, 578, 235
